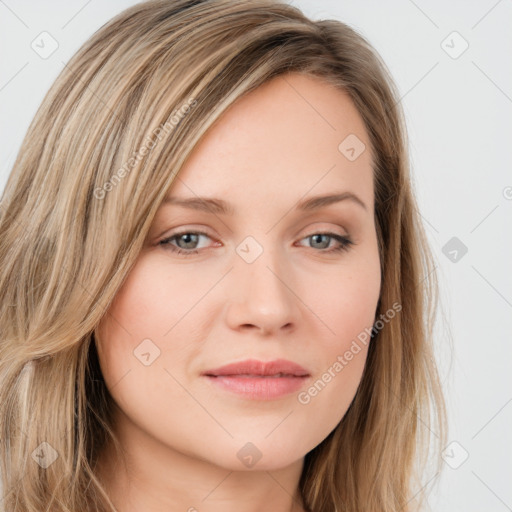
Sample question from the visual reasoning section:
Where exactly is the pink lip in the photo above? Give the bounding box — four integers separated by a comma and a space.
201, 359, 310, 400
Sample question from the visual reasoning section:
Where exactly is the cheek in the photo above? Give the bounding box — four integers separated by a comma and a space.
93, 254, 209, 413
295, 252, 380, 415
94, 262, 164, 391
306, 248, 381, 349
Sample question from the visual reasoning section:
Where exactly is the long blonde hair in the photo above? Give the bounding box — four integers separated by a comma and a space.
0, 1, 447, 510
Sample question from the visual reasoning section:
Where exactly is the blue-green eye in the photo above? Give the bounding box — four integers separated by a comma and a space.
159, 231, 210, 257
300, 233, 353, 253
159, 231, 354, 257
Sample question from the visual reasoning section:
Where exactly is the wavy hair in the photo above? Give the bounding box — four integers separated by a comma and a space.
0, 0, 447, 510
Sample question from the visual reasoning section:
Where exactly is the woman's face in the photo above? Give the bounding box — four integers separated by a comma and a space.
95, 72, 381, 472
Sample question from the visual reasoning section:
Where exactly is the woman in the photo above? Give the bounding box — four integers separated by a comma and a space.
0, 1, 447, 511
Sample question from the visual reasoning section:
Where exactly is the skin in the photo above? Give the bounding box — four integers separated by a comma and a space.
95, 72, 381, 512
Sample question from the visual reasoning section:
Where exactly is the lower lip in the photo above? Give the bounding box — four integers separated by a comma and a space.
204, 375, 309, 400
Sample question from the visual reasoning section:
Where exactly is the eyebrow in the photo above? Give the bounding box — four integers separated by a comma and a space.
162, 191, 368, 215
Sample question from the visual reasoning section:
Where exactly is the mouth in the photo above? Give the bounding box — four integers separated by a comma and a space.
201, 359, 311, 400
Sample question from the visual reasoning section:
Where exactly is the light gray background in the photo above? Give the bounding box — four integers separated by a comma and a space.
1, 1, 511, 510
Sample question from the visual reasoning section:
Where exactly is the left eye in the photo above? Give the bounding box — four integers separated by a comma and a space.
159, 231, 354, 257
296, 233, 353, 253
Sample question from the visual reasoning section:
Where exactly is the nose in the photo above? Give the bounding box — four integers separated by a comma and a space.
224, 243, 301, 336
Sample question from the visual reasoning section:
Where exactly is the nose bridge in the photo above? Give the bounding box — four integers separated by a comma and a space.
226, 233, 299, 332
238, 234, 289, 298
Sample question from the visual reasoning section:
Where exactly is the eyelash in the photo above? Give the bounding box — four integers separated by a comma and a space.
158, 230, 354, 257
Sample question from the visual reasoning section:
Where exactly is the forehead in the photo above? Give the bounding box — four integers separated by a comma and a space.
166, 72, 373, 209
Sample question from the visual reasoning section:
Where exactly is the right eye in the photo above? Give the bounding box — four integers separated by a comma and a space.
159, 231, 215, 257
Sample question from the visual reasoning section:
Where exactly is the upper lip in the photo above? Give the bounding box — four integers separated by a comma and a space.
202, 358, 310, 377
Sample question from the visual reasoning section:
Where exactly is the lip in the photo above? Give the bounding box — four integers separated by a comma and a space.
201, 358, 311, 400
202, 358, 310, 377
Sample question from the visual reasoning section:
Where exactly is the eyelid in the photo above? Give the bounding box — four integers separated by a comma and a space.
165, 229, 218, 245
158, 223, 349, 244
155, 224, 216, 242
